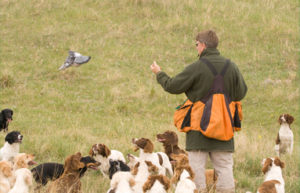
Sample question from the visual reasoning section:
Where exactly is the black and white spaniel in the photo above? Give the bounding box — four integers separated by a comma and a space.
275, 114, 294, 156
0, 109, 13, 132
0, 131, 23, 161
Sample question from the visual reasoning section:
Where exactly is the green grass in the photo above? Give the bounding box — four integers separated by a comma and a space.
0, 0, 299, 192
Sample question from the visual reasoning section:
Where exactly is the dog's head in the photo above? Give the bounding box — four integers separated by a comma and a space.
170, 153, 189, 167
15, 168, 33, 186
156, 130, 179, 146
132, 138, 154, 153
108, 160, 130, 179
80, 156, 100, 170
1, 109, 13, 122
14, 153, 36, 169
5, 131, 23, 144
278, 114, 294, 125
89, 144, 111, 158
261, 157, 285, 174
0, 160, 13, 178
64, 152, 85, 173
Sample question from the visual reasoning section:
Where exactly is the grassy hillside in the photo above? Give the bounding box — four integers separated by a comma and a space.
0, 0, 299, 192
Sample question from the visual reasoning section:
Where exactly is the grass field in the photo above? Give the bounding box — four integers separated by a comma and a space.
0, 0, 299, 192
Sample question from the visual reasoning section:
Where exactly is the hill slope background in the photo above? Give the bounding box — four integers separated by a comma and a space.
0, 0, 299, 192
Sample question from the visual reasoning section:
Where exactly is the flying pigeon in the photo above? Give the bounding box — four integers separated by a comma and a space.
59, 51, 91, 70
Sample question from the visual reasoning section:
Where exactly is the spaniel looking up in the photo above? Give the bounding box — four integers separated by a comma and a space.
0, 109, 13, 132
143, 174, 170, 193
0, 160, 13, 193
89, 143, 125, 177
48, 152, 85, 193
170, 153, 197, 193
131, 160, 159, 193
255, 157, 285, 193
0, 131, 23, 162
8, 168, 33, 193
132, 137, 173, 176
156, 130, 187, 160
275, 114, 294, 156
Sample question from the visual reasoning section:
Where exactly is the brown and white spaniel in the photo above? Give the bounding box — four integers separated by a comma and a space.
143, 174, 170, 193
170, 153, 197, 193
255, 157, 285, 193
132, 137, 173, 176
275, 114, 294, 156
89, 143, 125, 177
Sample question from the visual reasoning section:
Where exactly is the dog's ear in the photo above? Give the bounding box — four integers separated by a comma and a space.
278, 115, 283, 124
2, 164, 12, 177
16, 157, 27, 169
262, 158, 273, 174
104, 145, 111, 157
274, 157, 285, 169
143, 139, 154, 153
167, 131, 179, 145
89, 144, 96, 156
286, 114, 294, 125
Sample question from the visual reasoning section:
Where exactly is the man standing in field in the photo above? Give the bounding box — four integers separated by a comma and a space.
150, 30, 247, 193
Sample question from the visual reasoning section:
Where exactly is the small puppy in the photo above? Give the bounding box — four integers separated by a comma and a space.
89, 143, 125, 177
13, 153, 36, 171
143, 174, 170, 193
0, 131, 23, 162
8, 168, 33, 193
170, 153, 197, 193
256, 157, 285, 193
275, 114, 294, 156
156, 130, 187, 160
48, 152, 85, 193
108, 160, 130, 179
31, 156, 100, 186
0, 160, 13, 193
132, 138, 173, 176
0, 109, 13, 132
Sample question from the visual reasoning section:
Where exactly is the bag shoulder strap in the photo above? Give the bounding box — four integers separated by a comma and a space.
201, 58, 231, 77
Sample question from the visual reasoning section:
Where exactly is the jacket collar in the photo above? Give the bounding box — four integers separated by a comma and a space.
199, 48, 220, 58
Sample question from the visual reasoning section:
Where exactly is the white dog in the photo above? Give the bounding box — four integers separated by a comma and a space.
0, 131, 23, 162
9, 168, 33, 193
107, 171, 135, 193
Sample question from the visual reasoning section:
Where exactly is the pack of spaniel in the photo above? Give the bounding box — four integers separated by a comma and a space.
0, 160, 13, 193
275, 114, 294, 156
89, 143, 125, 177
156, 130, 187, 159
132, 137, 173, 176
48, 152, 86, 193
107, 171, 135, 193
255, 157, 285, 193
0, 109, 13, 132
31, 156, 100, 188
131, 160, 159, 193
8, 168, 33, 193
0, 131, 23, 162
170, 153, 197, 193
143, 174, 170, 193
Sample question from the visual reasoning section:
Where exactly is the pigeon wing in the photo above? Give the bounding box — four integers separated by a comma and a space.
58, 51, 76, 70
74, 55, 91, 64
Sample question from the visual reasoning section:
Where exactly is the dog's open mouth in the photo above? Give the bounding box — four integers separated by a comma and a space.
157, 138, 166, 142
17, 139, 22, 143
87, 163, 100, 170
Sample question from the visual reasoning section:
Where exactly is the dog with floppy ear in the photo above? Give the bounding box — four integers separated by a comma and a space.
275, 114, 294, 156
89, 143, 125, 177
48, 152, 85, 193
0, 131, 23, 162
0, 109, 13, 132
255, 157, 285, 193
